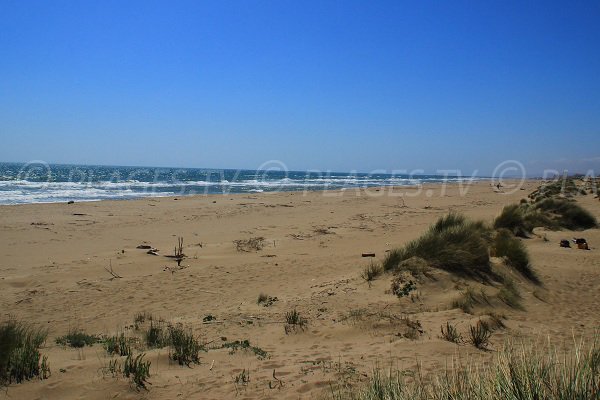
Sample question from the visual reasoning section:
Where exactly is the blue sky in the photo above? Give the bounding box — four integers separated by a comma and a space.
1, 0, 599, 175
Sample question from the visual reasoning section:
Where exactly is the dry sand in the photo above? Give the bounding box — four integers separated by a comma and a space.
1, 181, 599, 399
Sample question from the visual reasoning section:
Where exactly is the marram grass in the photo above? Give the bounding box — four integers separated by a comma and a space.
329, 337, 600, 399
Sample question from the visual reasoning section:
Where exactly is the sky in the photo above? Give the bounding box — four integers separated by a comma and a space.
1, 0, 599, 176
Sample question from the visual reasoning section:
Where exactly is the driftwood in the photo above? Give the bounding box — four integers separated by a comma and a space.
104, 260, 122, 279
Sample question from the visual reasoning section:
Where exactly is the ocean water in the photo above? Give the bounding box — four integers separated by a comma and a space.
0, 162, 482, 205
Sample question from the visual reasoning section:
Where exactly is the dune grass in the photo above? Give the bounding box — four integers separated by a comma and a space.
361, 260, 383, 282
0, 319, 49, 385
123, 353, 151, 391
492, 229, 539, 284
329, 337, 600, 399
494, 198, 597, 236
168, 324, 204, 366
535, 198, 597, 230
383, 213, 493, 280
55, 329, 99, 348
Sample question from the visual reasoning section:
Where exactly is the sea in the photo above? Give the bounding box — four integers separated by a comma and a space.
0, 162, 484, 205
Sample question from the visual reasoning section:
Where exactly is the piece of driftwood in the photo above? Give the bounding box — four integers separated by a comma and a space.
104, 260, 122, 279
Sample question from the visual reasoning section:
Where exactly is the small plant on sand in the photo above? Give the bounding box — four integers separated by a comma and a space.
361, 260, 383, 283
0, 319, 50, 385
133, 312, 153, 330
469, 320, 492, 350
123, 353, 151, 391
257, 293, 269, 304
391, 279, 417, 298
284, 309, 307, 334
56, 329, 99, 348
440, 322, 462, 344
104, 332, 132, 356
168, 324, 204, 366
233, 368, 250, 394
233, 237, 266, 252
144, 319, 169, 348
222, 339, 269, 359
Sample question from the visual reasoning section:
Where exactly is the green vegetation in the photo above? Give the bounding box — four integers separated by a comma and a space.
497, 276, 523, 310
535, 198, 597, 230
123, 353, 151, 391
144, 319, 169, 348
0, 319, 49, 385
103, 332, 132, 356
328, 338, 600, 399
451, 287, 490, 313
222, 340, 269, 359
382, 213, 493, 280
494, 197, 596, 236
284, 309, 307, 334
440, 322, 462, 344
361, 260, 383, 282
528, 178, 583, 201
468, 320, 492, 349
257, 293, 278, 307
55, 329, 99, 348
492, 229, 539, 283
168, 324, 204, 366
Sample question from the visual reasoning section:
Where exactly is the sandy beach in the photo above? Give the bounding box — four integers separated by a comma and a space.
1, 181, 599, 399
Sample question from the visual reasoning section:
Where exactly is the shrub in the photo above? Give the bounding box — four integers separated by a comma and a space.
168, 324, 203, 366
123, 353, 151, 391
383, 213, 493, 279
0, 319, 49, 385
492, 229, 539, 283
55, 329, 99, 348
391, 279, 416, 298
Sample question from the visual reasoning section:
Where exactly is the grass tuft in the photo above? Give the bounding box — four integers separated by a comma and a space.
168, 324, 204, 366
469, 320, 492, 349
361, 260, 383, 282
440, 322, 462, 344
0, 319, 49, 385
104, 332, 132, 356
284, 309, 307, 334
55, 329, 99, 348
123, 353, 151, 391
329, 337, 600, 399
